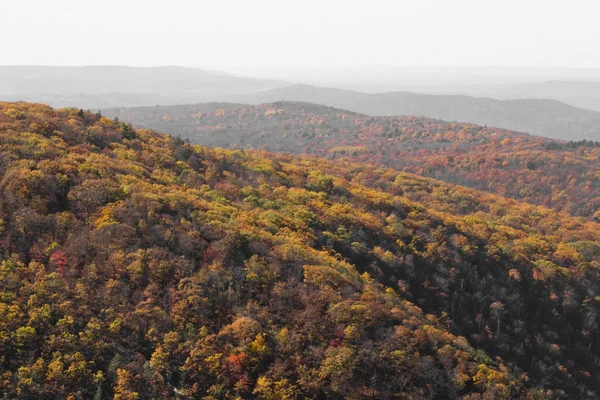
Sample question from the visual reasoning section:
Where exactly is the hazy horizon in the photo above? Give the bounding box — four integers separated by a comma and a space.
3, 0, 600, 68
2, 64, 600, 70
5, 2, 600, 398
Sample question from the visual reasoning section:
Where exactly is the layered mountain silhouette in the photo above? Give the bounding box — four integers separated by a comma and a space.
499, 80, 600, 112
4, 66, 600, 141
222, 84, 600, 141
0, 66, 287, 108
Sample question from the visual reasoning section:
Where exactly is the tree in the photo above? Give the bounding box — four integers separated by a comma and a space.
490, 301, 506, 336
121, 123, 136, 140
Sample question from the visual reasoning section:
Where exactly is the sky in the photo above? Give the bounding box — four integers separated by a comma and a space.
2, 0, 599, 68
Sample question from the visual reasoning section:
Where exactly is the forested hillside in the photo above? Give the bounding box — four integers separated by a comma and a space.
3, 102, 600, 398
106, 102, 600, 218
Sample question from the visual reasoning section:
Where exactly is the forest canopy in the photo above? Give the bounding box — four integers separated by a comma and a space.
105, 102, 600, 219
1, 102, 600, 398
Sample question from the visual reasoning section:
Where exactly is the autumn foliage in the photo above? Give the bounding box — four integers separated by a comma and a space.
2, 102, 600, 398
106, 102, 600, 218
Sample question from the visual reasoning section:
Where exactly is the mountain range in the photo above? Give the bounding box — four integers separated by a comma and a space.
0, 65, 286, 108
221, 84, 600, 141
219, 66, 600, 112
497, 80, 600, 112
4, 66, 600, 141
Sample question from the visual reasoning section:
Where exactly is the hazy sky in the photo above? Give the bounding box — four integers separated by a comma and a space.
2, 0, 599, 68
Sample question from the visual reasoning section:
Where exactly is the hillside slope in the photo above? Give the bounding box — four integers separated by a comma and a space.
105, 102, 600, 218
222, 84, 600, 141
2, 102, 600, 398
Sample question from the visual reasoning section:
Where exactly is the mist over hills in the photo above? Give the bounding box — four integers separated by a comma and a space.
4, 66, 600, 140
220, 65, 600, 87
222, 84, 600, 141
0, 66, 287, 108
332, 81, 600, 114
497, 80, 600, 112
5, 0, 600, 396
220, 65, 600, 111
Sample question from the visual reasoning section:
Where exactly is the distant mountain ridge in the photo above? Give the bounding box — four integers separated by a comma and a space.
499, 80, 600, 112
222, 84, 600, 141
0, 65, 287, 108
4, 66, 600, 140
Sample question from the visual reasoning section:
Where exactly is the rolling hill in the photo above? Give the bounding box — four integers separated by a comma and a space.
105, 101, 600, 219
2, 102, 600, 397
4, 66, 600, 141
220, 65, 600, 111
221, 84, 600, 141
0, 66, 287, 109
499, 80, 600, 112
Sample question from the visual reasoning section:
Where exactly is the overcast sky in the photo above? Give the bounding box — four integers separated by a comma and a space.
2, 0, 599, 68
